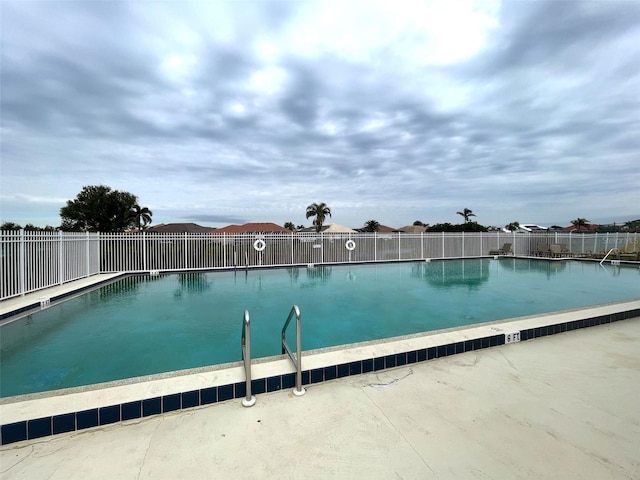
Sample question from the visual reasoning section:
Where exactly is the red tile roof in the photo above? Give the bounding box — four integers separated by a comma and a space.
145, 223, 213, 233
212, 222, 292, 234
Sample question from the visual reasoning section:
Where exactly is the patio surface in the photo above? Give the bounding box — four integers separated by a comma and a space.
1, 316, 639, 479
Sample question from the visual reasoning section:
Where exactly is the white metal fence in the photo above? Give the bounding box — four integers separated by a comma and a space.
1, 230, 638, 300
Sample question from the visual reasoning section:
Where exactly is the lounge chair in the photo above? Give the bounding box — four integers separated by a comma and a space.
549, 244, 563, 258
489, 243, 512, 255
535, 243, 551, 257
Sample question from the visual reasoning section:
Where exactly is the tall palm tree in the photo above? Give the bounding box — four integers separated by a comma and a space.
457, 208, 476, 223
571, 218, 590, 231
131, 204, 153, 232
306, 202, 331, 233
363, 220, 380, 232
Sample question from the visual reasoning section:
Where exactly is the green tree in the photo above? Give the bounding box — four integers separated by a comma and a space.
571, 218, 590, 231
505, 221, 520, 232
363, 220, 380, 232
130, 204, 153, 232
60, 185, 140, 232
456, 208, 476, 223
284, 222, 295, 231
413, 220, 427, 227
306, 202, 332, 233
1, 222, 23, 230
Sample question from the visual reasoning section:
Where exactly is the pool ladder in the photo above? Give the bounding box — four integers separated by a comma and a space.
240, 310, 256, 407
240, 305, 305, 407
282, 305, 306, 396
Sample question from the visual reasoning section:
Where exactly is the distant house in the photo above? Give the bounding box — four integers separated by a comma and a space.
397, 225, 427, 233
145, 223, 214, 234
298, 223, 356, 234
354, 224, 397, 233
564, 224, 600, 232
502, 223, 548, 233
212, 222, 292, 234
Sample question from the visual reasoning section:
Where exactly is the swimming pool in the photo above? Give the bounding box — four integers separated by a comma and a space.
1, 258, 638, 397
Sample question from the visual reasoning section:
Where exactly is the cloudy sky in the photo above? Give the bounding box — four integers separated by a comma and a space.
1, 0, 639, 229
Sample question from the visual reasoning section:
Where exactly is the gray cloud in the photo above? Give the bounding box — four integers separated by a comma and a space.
1, 0, 639, 229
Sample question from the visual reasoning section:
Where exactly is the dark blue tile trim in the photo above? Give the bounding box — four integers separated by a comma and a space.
337, 363, 350, 378
182, 390, 199, 409
324, 365, 337, 380
99, 405, 120, 425
282, 373, 295, 389
163, 393, 180, 412
407, 351, 417, 364
142, 397, 161, 417
27, 417, 52, 440
311, 368, 324, 384
76, 409, 98, 430
1, 421, 27, 445
218, 384, 233, 402
3, 308, 638, 445
267, 375, 282, 392
201, 386, 218, 405
251, 378, 266, 395
373, 357, 384, 371
121, 401, 141, 421
53, 413, 75, 435
362, 358, 374, 373
234, 382, 247, 399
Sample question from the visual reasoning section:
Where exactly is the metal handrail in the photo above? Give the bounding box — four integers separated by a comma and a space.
240, 310, 256, 407
600, 248, 617, 265
281, 305, 305, 396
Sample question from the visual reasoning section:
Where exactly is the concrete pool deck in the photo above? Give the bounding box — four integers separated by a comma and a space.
1, 316, 639, 479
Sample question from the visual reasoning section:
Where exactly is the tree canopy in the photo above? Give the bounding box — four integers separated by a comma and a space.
305, 202, 331, 233
60, 185, 151, 232
456, 208, 476, 223
505, 221, 520, 232
363, 220, 380, 232
570, 218, 590, 231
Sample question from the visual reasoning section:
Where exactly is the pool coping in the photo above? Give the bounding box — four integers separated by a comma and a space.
2, 296, 639, 445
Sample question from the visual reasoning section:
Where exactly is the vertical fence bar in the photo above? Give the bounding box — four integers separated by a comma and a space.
19, 229, 25, 296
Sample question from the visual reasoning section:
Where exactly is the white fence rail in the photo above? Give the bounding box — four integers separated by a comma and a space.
1, 230, 638, 300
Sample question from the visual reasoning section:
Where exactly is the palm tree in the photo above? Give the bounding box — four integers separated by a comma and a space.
284, 222, 295, 232
571, 218, 590, 231
456, 208, 476, 223
505, 221, 520, 232
363, 220, 380, 232
306, 202, 331, 233
131, 204, 153, 232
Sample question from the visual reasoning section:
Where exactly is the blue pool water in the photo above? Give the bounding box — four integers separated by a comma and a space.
1, 259, 638, 397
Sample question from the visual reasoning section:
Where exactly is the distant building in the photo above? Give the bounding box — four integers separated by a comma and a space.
145, 223, 213, 233
298, 223, 356, 234
212, 222, 292, 234
397, 225, 427, 233
502, 223, 548, 233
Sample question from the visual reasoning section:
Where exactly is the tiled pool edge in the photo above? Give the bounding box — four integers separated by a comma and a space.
2, 306, 639, 446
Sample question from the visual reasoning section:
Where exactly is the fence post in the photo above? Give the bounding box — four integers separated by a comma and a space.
442, 232, 445, 258
58, 230, 63, 285
143, 231, 147, 271
86, 231, 90, 278
374, 232, 377, 261
19, 229, 25, 296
